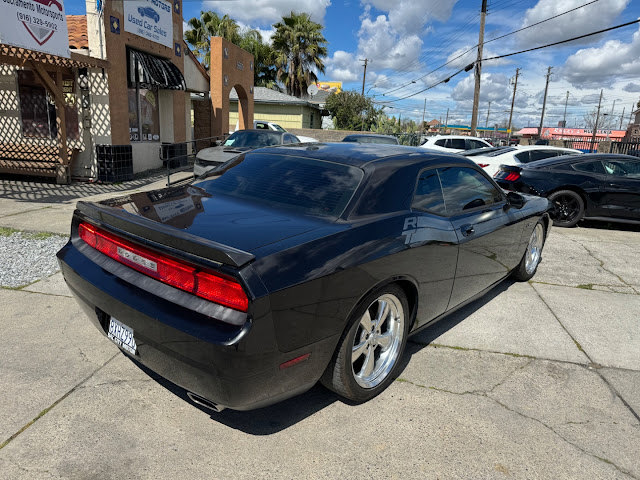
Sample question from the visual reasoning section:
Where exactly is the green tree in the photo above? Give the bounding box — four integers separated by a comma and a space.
272, 12, 328, 97
325, 91, 380, 131
184, 12, 241, 68
238, 30, 278, 88
184, 12, 277, 88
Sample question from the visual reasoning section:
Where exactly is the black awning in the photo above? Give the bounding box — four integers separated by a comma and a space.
129, 49, 186, 90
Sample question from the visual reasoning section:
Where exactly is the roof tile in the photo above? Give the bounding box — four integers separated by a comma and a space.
67, 15, 88, 50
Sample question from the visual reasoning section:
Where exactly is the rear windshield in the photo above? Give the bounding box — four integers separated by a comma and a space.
199, 152, 364, 218
223, 131, 282, 148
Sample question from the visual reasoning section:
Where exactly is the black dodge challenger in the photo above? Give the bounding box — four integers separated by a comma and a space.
58, 143, 551, 411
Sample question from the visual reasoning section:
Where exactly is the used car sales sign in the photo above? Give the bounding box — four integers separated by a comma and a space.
0, 0, 69, 58
124, 0, 173, 49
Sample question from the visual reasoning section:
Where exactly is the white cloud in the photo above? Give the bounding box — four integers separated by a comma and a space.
325, 50, 359, 82
581, 93, 602, 104
451, 72, 511, 105
357, 14, 423, 70
623, 82, 640, 92
561, 25, 640, 88
203, 0, 331, 25
516, 0, 629, 46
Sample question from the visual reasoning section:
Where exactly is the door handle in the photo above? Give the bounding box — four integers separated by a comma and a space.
461, 224, 475, 237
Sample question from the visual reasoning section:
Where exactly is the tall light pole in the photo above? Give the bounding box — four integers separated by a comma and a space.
507, 68, 520, 145
538, 66, 552, 139
470, 0, 488, 137
360, 58, 368, 96
590, 89, 603, 153
561, 91, 569, 138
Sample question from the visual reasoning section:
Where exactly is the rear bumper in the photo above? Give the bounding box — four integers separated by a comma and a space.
58, 242, 337, 411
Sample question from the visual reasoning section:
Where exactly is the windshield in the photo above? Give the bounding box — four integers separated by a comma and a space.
223, 131, 283, 148
199, 152, 364, 218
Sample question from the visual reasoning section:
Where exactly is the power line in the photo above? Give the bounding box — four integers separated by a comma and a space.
378, 0, 600, 98
482, 18, 640, 62
382, 18, 640, 103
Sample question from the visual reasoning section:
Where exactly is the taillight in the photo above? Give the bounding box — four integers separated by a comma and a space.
78, 222, 248, 312
504, 172, 520, 181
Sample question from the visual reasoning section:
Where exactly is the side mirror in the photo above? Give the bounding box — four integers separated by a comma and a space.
506, 191, 525, 209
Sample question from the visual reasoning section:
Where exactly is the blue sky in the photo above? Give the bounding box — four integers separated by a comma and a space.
67, 0, 640, 129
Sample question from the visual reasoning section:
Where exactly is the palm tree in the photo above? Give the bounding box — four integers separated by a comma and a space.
272, 12, 328, 98
184, 12, 241, 68
238, 30, 279, 89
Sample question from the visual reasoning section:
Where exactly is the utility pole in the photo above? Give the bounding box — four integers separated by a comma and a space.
470, 0, 488, 137
562, 91, 569, 136
421, 98, 427, 133
507, 67, 520, 145
619, 106, 625, 130
485, 101, 491, 128
538, 66, 552, 139
590, 89, 603, 153
360, 58, 368, 96
444, 108, 449, 134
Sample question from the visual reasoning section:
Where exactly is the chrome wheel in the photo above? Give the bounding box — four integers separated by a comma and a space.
351, 293, 405, 389
525, 223, 545, 275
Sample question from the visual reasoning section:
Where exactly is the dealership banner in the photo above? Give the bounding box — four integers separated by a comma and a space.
124, 0, 173, 49
0, 0, 69, 58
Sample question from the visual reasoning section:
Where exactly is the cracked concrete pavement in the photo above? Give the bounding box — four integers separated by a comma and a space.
1, 176, 639, 479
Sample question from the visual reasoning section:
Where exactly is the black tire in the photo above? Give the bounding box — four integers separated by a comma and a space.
548, 190, 584, 227
321, 284, 410, 403
512, 220, 546, 281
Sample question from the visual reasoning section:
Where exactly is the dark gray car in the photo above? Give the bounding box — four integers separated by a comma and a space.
194, 129, 300, 176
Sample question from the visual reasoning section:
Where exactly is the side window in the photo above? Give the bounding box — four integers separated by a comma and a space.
572, 161, 605, 174
514, 151, 531, 163
435, 139, 446, 147
282, 134, 297, 144
468, 140, 486, 149
412, 169, 446, 215
255, 122, 268, 130
438, 167, 504, 215
529, 150, 558, 162
450, 138, 466, 150
603, 159, 640, 177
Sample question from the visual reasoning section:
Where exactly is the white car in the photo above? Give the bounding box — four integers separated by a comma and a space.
238, 120, 319, 143
420, 135, 492, 153
462, 145, 583, 177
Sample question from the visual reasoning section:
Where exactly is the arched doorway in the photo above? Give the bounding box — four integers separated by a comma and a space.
209, 37, 254, 136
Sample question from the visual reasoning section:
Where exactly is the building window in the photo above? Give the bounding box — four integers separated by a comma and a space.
17, 70, 53, 138
128, 87, 160, 142
17, 70, 80, 140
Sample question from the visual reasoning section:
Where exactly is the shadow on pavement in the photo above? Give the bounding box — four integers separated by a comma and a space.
577, 219, 640, 232
403, 278, 513, 354
124, 279, 515, 434
127, 356, 339, 434
0, 171, 170, 204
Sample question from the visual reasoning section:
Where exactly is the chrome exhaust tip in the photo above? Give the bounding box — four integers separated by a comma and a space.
187, 391, 226, 413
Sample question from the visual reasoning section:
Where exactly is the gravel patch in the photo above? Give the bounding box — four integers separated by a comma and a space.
0, 231, 69, 288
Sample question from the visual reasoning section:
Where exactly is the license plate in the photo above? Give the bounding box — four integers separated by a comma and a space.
107, 317, 137, 355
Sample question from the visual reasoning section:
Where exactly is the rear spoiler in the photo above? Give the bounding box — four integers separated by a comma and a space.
75, 201, 255, 268
497, 164, 522, 173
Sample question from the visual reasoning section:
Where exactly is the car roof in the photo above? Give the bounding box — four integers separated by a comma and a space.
526, 153, 639, 168
514, 145, 580, 151
232, 129, 284, 135
426, 135, 487, 140
343, 134, 396, 139
247, 142, 472, 168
